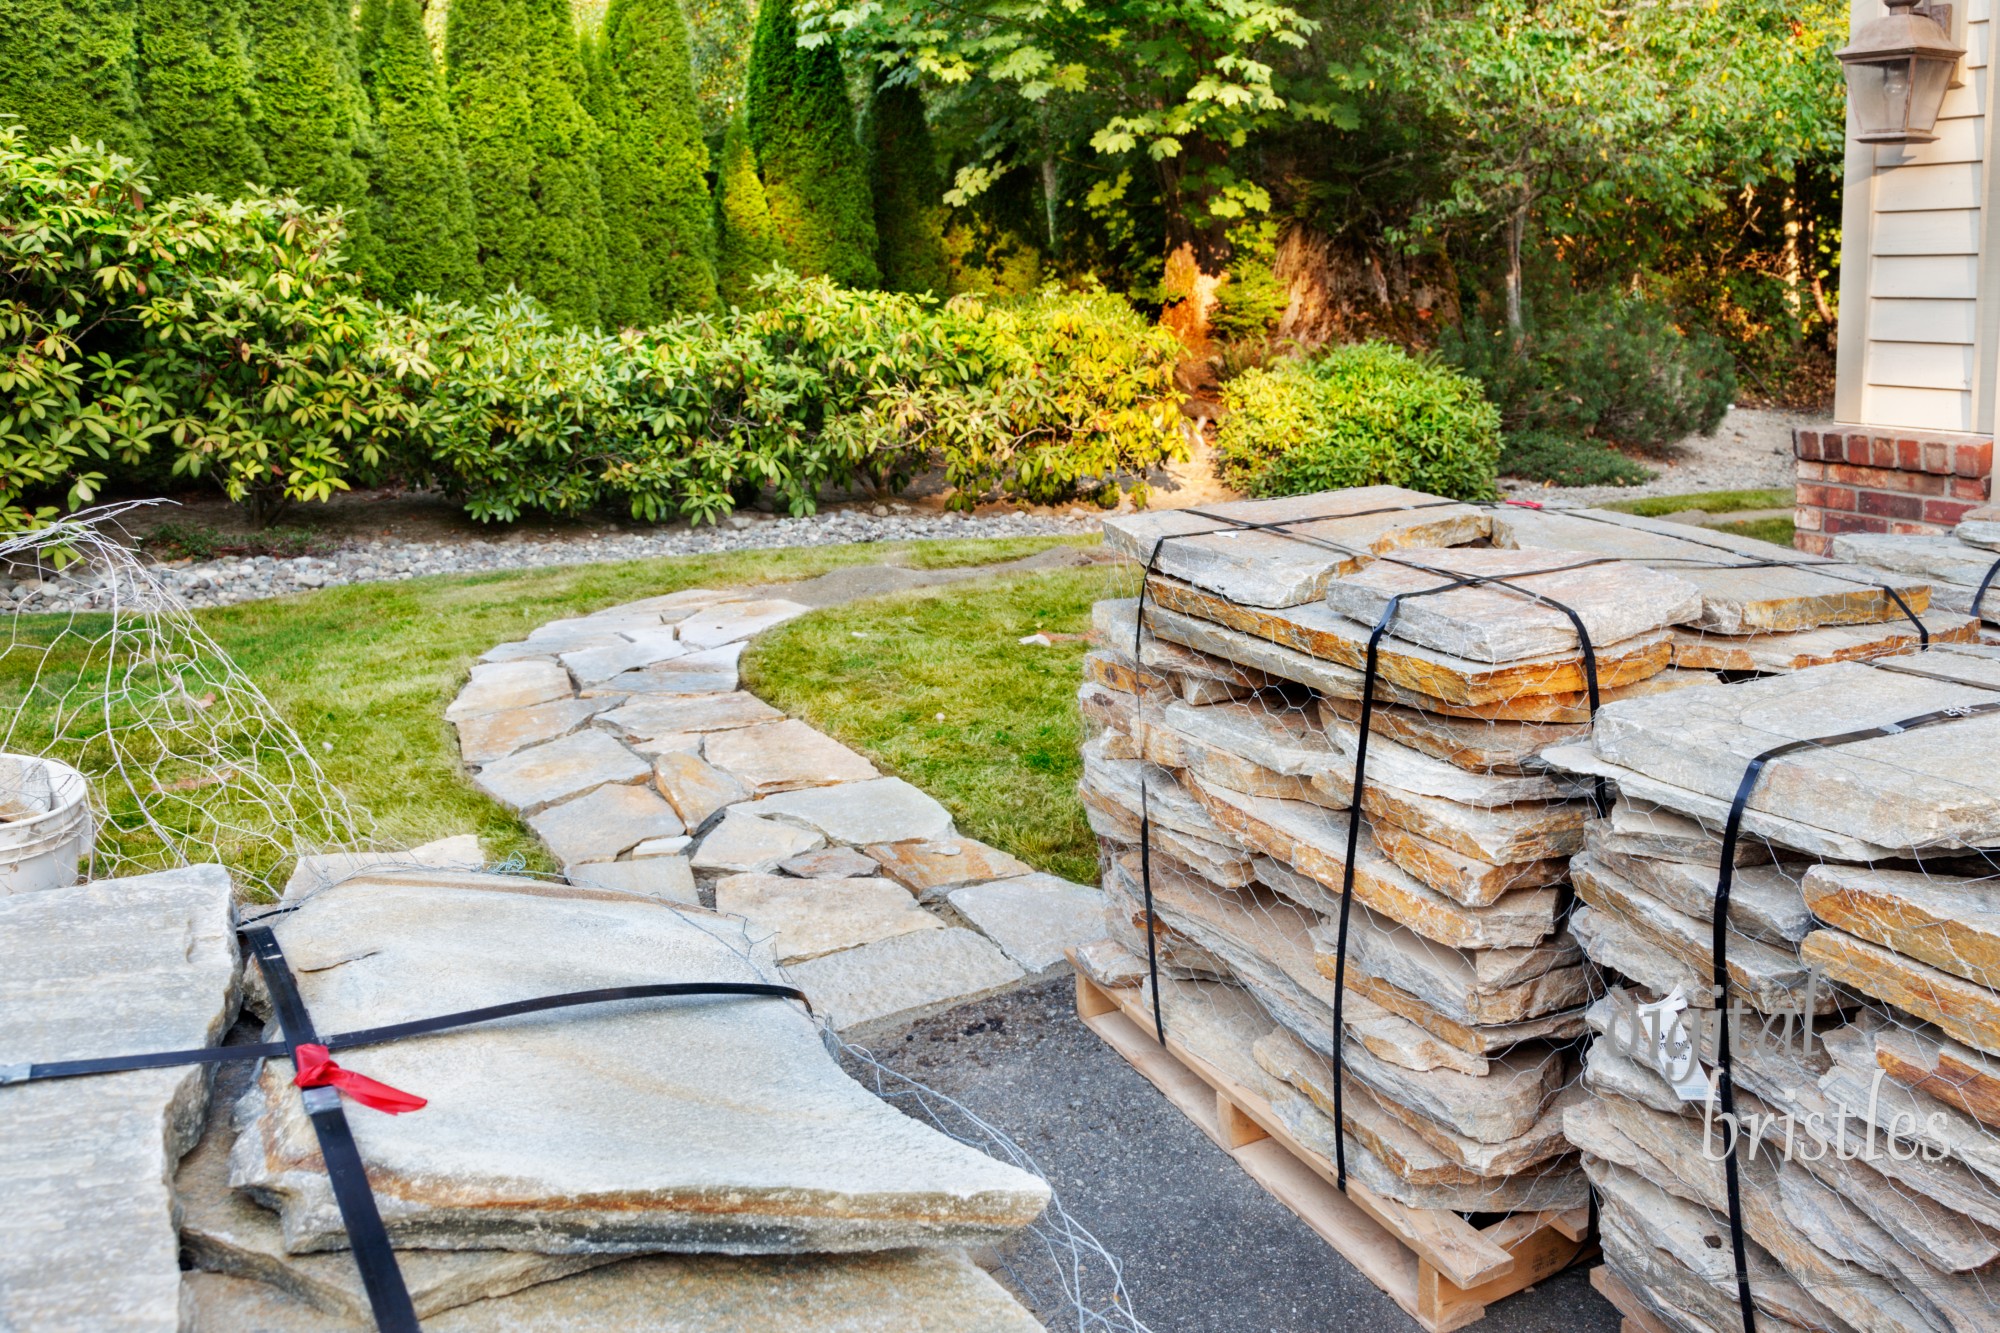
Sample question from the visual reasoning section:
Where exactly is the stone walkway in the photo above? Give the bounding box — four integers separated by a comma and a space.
446, 581, 1106, 1038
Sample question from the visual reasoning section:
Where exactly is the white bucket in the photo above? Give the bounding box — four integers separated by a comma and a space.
0, 756, 94, 894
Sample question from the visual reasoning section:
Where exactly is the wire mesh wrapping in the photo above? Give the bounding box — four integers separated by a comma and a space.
0, 506, 367, 899
1070, 484, 2000, 1332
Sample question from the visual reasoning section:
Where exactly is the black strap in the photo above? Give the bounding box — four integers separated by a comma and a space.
1974, 554, 2000, 623
246, 925, 421, 1333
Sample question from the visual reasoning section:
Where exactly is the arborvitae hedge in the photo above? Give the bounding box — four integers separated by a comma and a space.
359, 0, 480, 301
714, 110, 780, 309
863, 74, 948, 296
245, 0, 376, 269
447, 0, 605, 325
0, 0, 151, 156
136, 0, 268, 197
744, 0, 877, 287
596, 0, 716, 322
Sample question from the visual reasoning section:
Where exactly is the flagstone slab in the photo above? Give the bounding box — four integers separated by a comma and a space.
631, 835, 693, 858
1361, 782, 1585, 867
947, 874, 1104, 975
780, 846, 882, 879
1078, 739, 1248, 851
1577, 830, 1810, 944
228, 873, 1050, 1253
584, 668, 740, 698
1957, 506, 2000, 550
1319, 708, 1585, 806
1873, 1025, 2000, 1130
1318, 694, 1584, 775
632, 733, 707, 759
1498, 506, 1933, 633
1801, 863, 2000, 989
1323, 546, 1703, 663
596, 691, 783, 740
865, 838, 1034, 902
1152, 696, 1343, 779
471, 730, 651, 816
715, 874, 942, 965
1668, 612, 1977, 673
1101, 487, 1490, 608
559, 629, 687, 685
1832, 531, 1999, 589
566, 856, 698, 903
1090, 597, 1275, 688
677, 598, 812, 649
1, 865, 239, 1333
784, 927, 1026, 1036
456, 696, 617, 766
1595, 798, 1776, 866
1312, 904, 1586, 1029
653, 751, 752, 831
737, 777, 954, 846
446, 660, 574, 721
1369, 819, 1568, 907
704, 720, 879, 796
284, 835, 486, 901
689, 812, 826, 874
529, 782, 685, 866
1804, 928, 2000, 1057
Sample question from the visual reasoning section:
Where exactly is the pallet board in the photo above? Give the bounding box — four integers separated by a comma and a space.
1589, 1265, 1677, 1333
1073, 969, 1594, 1332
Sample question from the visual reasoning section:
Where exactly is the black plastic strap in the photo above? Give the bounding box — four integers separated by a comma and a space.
245, 925, 421, 1333
1974, 554, 2000, 623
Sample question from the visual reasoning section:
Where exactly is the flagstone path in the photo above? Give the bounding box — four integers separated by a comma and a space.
448, 576, 1106, 1038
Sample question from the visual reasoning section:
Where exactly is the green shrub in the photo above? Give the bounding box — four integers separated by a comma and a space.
714, 111, 782, 309
1497, 430, 1654, 487
1442, 292, 1735, 450
1214, 342, 1499, 500
1208, 222, 1288, 346
135, 0, 268, 197
245, 0, 377, 274
864, 74, 948, 296
0, 0, 150, 157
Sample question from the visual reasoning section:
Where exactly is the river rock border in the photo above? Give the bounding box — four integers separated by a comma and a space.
447, 586, 1105, 1037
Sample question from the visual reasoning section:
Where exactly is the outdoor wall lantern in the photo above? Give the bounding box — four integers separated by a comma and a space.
1837, 0, 1965, 144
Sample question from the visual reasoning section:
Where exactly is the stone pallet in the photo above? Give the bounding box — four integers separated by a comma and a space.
1589, 1265, 1678, 1333
1072, 967, 1593, 1333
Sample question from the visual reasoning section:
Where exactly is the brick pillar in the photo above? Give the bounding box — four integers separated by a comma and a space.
1792, 425, 1993, 555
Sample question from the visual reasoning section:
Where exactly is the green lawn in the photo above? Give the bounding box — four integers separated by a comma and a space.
1603, 487, 1794, 516
1, 535, 1092, 896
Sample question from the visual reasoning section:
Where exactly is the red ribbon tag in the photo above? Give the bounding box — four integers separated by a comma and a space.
1502, 498, 1545, 509
293, 1044, 427, 1114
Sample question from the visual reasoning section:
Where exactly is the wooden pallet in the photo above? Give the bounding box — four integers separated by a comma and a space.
1074, 969, 1594, 1332
1590, 1265, 1678, 1333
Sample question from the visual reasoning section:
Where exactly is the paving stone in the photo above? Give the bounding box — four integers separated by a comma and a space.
652, 751, 751, 831
481, 639, 591, 664
714, 874, 942, 964
779, 846, 883, 879
1872, 1025, 2000, 1131
1316, 901, 1586, 1028
864, 837, 1034, 902
947, 874, 1104, 975
1804, 927, 2000, 1057
446, 660, 574, 721
186, 1247, 1042, 1331
1, 866, 239, 1333
1320, 708, 1583, 806
559, 629, 687, 685
585, 668, 739, 698
1577, 830, 1810, 944
284, 834, 485, 900
456, 696, 616, 766
737, 777, 954, 846
228, 872, 1050, 1253
1832, 531, 1998, 588
703, 720, 879, 795
596, 691, 783, 740
1072, 937, 1149, 989
566, 856, 698, 904
471, 730, 651, 816
676, 598, 812, 649
596, 587, 759, 619
1595, 798, 1775, 866
784, 926, 1026, 1036
1957, 506, 2000, 550
631, 732, 707, 758
1318, 694, 1583, 776
1668, 612, 1978, 673
529, 783, 685, 865
1801, 862, 2000, 989
632, 834, 693, 858
688, 812, 826, 874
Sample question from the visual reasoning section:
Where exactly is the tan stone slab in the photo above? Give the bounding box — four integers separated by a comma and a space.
1319, 693, 1584, 775
1803, 928, 2000, 1057
777, 846, 880, 879
1081, 649, 1175, 700
1800, 862, 2000, 989
864, 837, 1033, 902
1874, 1025, 2000, 1130
1497, 506, 1933, 633
1323, 545, 1703, 663
676, 598, 811, 649
1312, 902, 1588, 1027
559, 629, 687, 685
703, 720, 879, 796
528, 781, 685, 866
714, 873, 942, 964
1361, 782, 1586, 866
1090, 597, 1275, 687
1819, 1025, 2000, 1193
652, 751, 751, 831
1831, 531, 1998, 590
948, 874, 1103, 974
1078, 740, 1248, 852
446, 660, 574, 722
1595, 798, 1776, 866
1133, 713, 1332, 810
1072, 937, 1149, 989
1153, 696, 1342, 780
783, 927, 1026, 1036
1319, 707, 1585, 806
1368, 819, 1568, 907
470, 730, 651, 816
736, 778, 954, 846
457, 697, 616, 766
1079, 782, 1257, 887
594, 691, 784, 740
1577, 829, 1811, 944
1101, 486, 1490, 608
688, 812, 825, 874
1148, 576, 1675, 707
282, 835, 485, 901
1668, 612, 1978, 672
566, 856, 698, 903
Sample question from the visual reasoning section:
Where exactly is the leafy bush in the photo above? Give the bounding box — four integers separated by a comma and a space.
1442, 292, 1735, 450
1497, 430, 1654, 487
1213, 342, 1499, 501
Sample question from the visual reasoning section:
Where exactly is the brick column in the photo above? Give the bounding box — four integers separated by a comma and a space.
1792, 425, 1993, 555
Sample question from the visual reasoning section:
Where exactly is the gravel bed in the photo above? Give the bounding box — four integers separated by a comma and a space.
1497, 405, 1807, 508
2, 508, 1102, 615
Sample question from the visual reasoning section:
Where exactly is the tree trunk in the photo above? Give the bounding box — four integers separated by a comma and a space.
1155, 150, 1232, 357
1503, 201, 1527, 341
1040, 156, 1060, 256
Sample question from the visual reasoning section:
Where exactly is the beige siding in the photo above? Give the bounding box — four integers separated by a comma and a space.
1845, 0, 1990, 432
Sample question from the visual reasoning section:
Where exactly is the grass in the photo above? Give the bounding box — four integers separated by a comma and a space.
1602, 488, 1793, 517
1, 535, 1092, 894
744, 562, 1138, 885
1498, 429, 1656, 488
141, 520, 340, 562
1711, 516, 1797, 547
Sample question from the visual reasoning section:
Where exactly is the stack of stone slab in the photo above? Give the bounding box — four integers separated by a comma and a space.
1546, 654, 2000, 1333
2, 864, 1054, 1330
1073, 486, 1741, 1220
1828, 503, 2000, 634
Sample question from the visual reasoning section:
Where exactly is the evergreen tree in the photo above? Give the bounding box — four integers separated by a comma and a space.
448, 0, 605, 324
863, 73, 948, 295
593, 0, 716, 324
245, 0, 376, 268
744, 0, 877, 287
358, 0, 480, 301
714, 109, 780, 308
135, 0, 267, 197
0, 0, 151, 156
